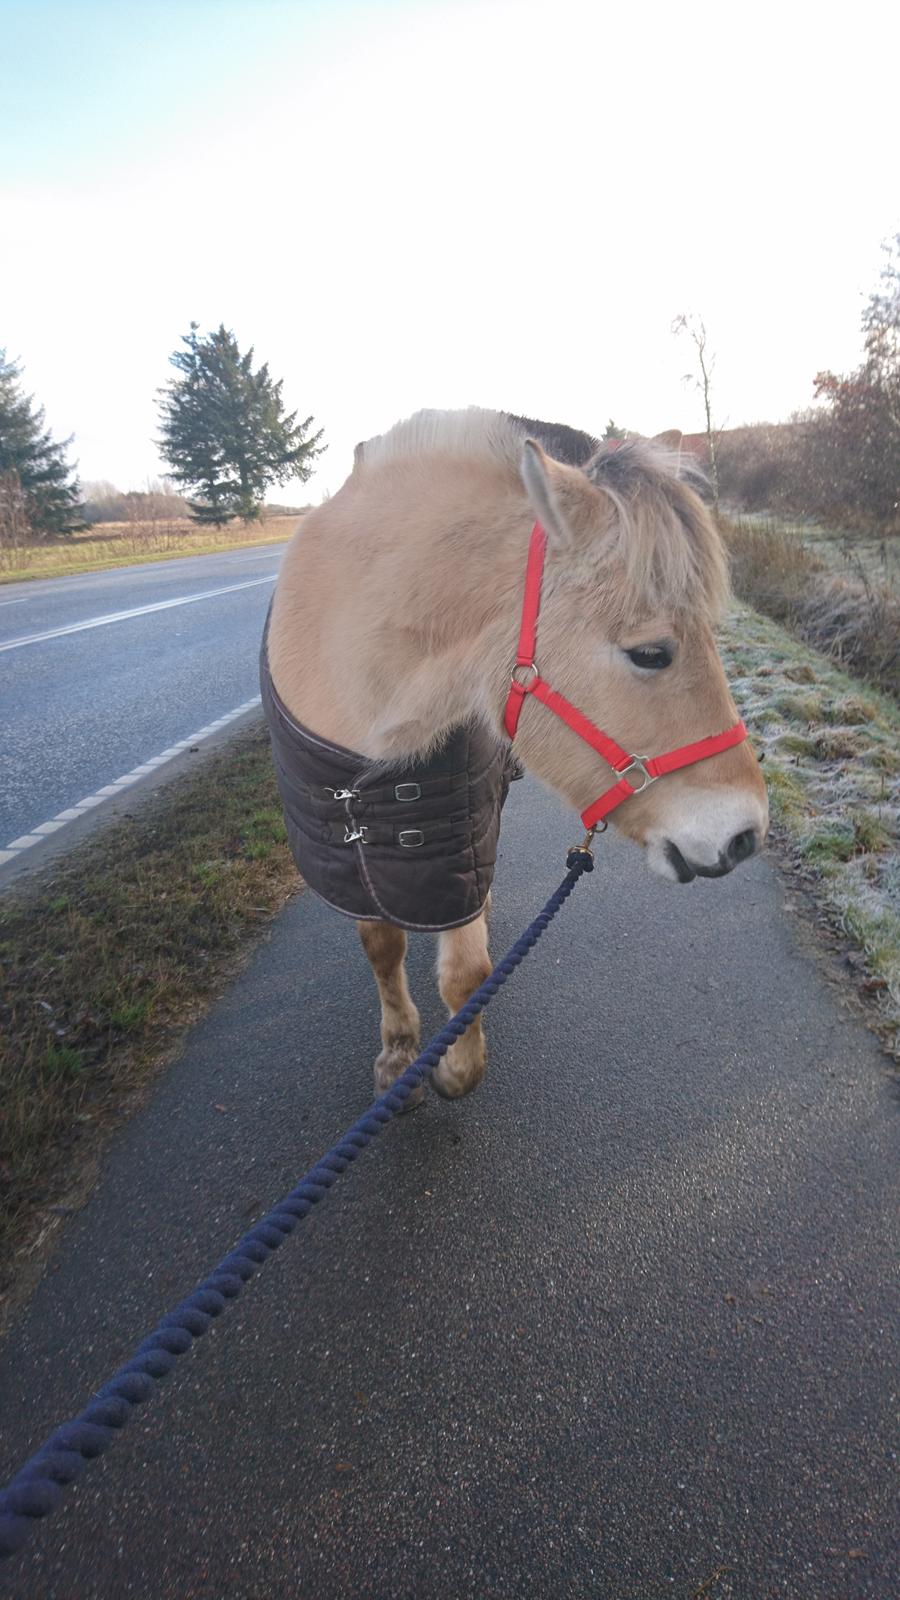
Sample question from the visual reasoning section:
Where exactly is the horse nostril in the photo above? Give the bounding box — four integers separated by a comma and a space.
725, 828, 758, 867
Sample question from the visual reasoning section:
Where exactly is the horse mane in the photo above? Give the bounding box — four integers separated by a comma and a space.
355, 407, 727, 620
503, 413, 600, 466
355, 407, 524, 471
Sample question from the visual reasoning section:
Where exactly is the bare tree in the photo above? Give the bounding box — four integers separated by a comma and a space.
0, 469, 31, 570
673, 312, 720, 508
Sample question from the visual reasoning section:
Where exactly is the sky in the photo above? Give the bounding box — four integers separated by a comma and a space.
1, 0, 898, 499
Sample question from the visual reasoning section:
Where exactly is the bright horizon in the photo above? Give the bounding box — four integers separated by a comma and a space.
2, 0, 897, 501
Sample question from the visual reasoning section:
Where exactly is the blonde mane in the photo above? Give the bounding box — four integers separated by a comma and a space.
356, 406, 525, 472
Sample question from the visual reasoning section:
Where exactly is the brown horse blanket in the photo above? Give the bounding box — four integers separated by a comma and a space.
260, 629, 521, 931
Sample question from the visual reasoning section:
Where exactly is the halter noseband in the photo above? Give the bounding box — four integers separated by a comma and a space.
503, 521, 749, 831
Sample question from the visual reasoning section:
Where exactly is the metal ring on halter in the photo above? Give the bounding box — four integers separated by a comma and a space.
511, 661, 539, 688
614, 756, 656, 793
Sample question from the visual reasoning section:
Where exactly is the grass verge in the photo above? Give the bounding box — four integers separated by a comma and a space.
722, 514, 900, 701
0, 516, 300, 585
719, 604, 900, 1056
0, 724, 298, 1302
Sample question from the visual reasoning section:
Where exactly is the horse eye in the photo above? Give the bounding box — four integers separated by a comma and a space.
625, 644, 673, 671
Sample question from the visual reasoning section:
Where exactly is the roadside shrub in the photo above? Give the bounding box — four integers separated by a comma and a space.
723, 516, 900, 700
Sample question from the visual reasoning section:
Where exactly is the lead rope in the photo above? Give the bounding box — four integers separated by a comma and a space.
0, 840, 595, 1560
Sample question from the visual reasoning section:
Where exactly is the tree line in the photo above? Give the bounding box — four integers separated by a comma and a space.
0, 324, 325, 543
1, 235, 898, 547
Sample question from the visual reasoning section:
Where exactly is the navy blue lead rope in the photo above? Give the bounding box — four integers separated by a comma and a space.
0, 847, 593, 1559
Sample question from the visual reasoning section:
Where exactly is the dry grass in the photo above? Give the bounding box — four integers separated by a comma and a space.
0, 725, 299, 1297
0, 515, 301, 585
723, 514, 900, 700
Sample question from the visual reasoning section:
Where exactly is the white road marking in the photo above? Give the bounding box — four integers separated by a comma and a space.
0, 576, 276, 653
225, 549, 286, 560
0, 541, 288, 606
1, 697, 262, 864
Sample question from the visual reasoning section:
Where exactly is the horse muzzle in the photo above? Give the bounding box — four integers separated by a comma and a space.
663, 827, 760, 883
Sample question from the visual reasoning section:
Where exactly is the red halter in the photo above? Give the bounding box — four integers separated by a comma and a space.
503, 521, 749, 831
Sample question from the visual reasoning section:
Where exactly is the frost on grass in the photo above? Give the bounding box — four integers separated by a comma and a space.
719, 604, 900, 1050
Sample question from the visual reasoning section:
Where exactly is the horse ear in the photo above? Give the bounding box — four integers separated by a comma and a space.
521, 438, 602, 547
521, 439, 573, 545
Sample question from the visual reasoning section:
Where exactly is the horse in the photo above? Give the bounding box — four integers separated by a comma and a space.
262, 407, 768, 1108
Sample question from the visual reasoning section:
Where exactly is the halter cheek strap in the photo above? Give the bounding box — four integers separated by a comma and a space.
503, 521, 749, 830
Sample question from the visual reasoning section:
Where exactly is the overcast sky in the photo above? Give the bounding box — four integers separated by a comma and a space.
2, 0, 897, 498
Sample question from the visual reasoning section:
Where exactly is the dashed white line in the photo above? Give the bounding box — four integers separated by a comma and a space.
0, 697, 263, 867
0, 576, 277, 653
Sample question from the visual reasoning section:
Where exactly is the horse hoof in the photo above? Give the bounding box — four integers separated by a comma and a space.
430, 1051, 487, 1100
374, 1039, 423, 1112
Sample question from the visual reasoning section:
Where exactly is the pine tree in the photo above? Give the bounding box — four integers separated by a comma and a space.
0, 352, 83, 538
156, 324, 325, 523
602, 419, 627, 441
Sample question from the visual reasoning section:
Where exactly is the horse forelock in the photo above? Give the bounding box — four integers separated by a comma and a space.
582, 440, 728, 624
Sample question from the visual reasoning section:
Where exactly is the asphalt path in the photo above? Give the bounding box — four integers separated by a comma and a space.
0, 776, 897, 1599
0, 545, 288, 851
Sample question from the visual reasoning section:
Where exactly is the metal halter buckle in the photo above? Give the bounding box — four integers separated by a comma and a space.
615, 756, 656, 793
394, 783, 421, 802
344, 824, 368, 844
398, 829, 425, 848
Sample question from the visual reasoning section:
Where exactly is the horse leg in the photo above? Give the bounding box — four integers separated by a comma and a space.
431, 910, 492, 1099
357, 920, 424, 1110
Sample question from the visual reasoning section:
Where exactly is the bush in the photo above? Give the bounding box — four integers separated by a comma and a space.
723, 515, 900, 699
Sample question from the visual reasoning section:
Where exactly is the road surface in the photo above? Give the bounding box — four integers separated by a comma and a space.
0, 544, 288, 858
0, 776, 896, 1598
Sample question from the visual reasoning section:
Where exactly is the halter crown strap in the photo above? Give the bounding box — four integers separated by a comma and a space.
504, 521, 748, 829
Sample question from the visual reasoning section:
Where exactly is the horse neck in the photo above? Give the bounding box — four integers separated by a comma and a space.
275, 457, 529, 760
359, 465, 530, 758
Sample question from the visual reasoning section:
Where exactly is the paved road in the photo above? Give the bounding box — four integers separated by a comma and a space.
0, 776, 897, 1599
0, 545, 288, 851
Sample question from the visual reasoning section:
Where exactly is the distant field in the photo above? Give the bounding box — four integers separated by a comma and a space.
0, 514, 303, 585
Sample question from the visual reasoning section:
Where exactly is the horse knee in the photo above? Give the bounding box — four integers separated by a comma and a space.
437, 916, 491, 1013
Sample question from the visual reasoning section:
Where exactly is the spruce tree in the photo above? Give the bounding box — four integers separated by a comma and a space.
0, 352, 83, 537
156, 324, 325, 523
